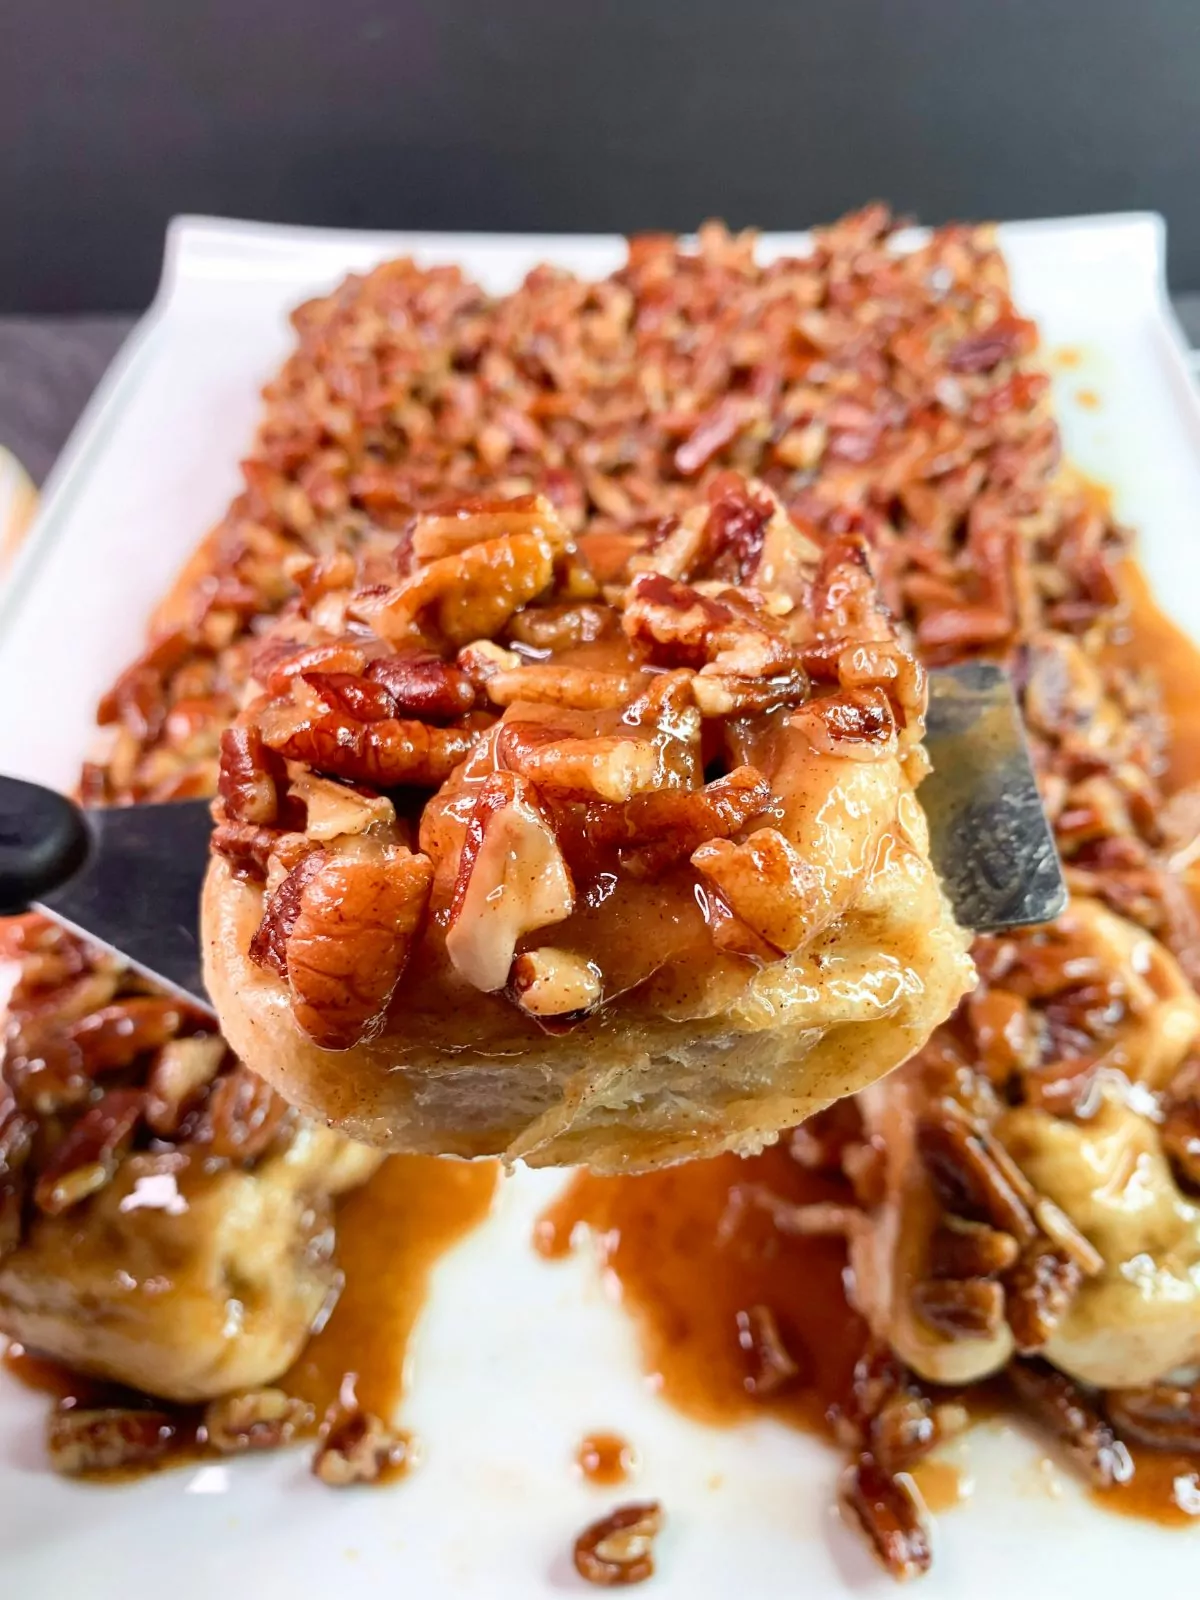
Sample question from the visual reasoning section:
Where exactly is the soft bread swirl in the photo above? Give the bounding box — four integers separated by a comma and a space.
203, 484, 974, 1171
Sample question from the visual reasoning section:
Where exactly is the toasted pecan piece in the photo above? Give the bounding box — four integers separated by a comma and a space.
496, 720, 663, 804
1007, 1358, 1133, 1489
356, 529, 558, 647
34, 1087, 146, 1214
573, 1501, 664, 1588
838, 1454, 931, 1582
282, 847, 435, 1049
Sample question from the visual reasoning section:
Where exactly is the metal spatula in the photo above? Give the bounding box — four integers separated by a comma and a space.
0, 662, 1065, 1010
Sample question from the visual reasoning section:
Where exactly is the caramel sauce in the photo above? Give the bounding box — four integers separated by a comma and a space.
1114, 559, 1200, 791
1094, 1452, 1200, 1526
575, 1431, 637, 1486
285, 1154, 498, 1419
4, 1154, 498, 1482
910, 1457, 968, 1513
536, 1145, 864, 1434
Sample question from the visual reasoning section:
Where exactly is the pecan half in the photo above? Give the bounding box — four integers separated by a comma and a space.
365, 650, 476, 719
259, 696, 480, 789
282, 847, 435, 1048
217, 723, 284, 824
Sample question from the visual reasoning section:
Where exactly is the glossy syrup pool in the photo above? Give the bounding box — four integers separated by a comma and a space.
535, 1144, 865, 1437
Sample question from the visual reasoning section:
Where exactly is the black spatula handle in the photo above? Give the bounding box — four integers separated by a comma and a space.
0, 775, 91, 915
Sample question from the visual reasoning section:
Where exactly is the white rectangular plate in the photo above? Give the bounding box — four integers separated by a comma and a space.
2, 214, 1200, 1598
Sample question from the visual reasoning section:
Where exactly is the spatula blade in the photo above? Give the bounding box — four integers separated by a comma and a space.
922, 661, 1067, 933
37, 798, 214, 1011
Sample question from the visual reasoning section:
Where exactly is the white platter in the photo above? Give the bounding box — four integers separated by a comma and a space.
2, 214, 1200, 1597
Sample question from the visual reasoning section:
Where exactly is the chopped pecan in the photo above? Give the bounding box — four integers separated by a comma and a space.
790, 687, 897, 762
1005, 1248, 1083, 1353
445, 774, 574, 993
408, 493, 572, 560
456, 638, 522, 687
929, 1216, 1020, 1279
204, 1389, 314, 1453
510, 948, 602, 1019
735, 1304, 804, 1396
912, 1276, 1006, 1340
0, 1104, 33, 1257
286, 770, 395, 843
259, 636, 370, 694
621, 572, 736, 669
1031, 1195, 1103, 1276
674, 394, 759, 476
211, 818, 290, 879
620, 765, 774, 877
356, 529, 557, 648
484, 664, 638, 711
34, 1088, 146, 1214
573, 1501, 664, 1588
838, 1455, 931, 1582
47, 1407, 179, 1476
1104, 1383, 1200, 1452
496, 720, 661, 804
145, 1035, 227, 1137
915, 1099, 1038, 1245
945, 313, 1033, 373
692, 827, 814, 954
201, 1066, 291, 1161
311, 1391, 412, 1485
67, 997, 188, 1074
1161, 1070, 1200, 1191
505, 601, 612, 652
1007, 1358, 1134, 1489
700, 477, 774, 583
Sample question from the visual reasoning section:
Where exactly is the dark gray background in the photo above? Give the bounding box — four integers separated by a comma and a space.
3, 0, 1199, 312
